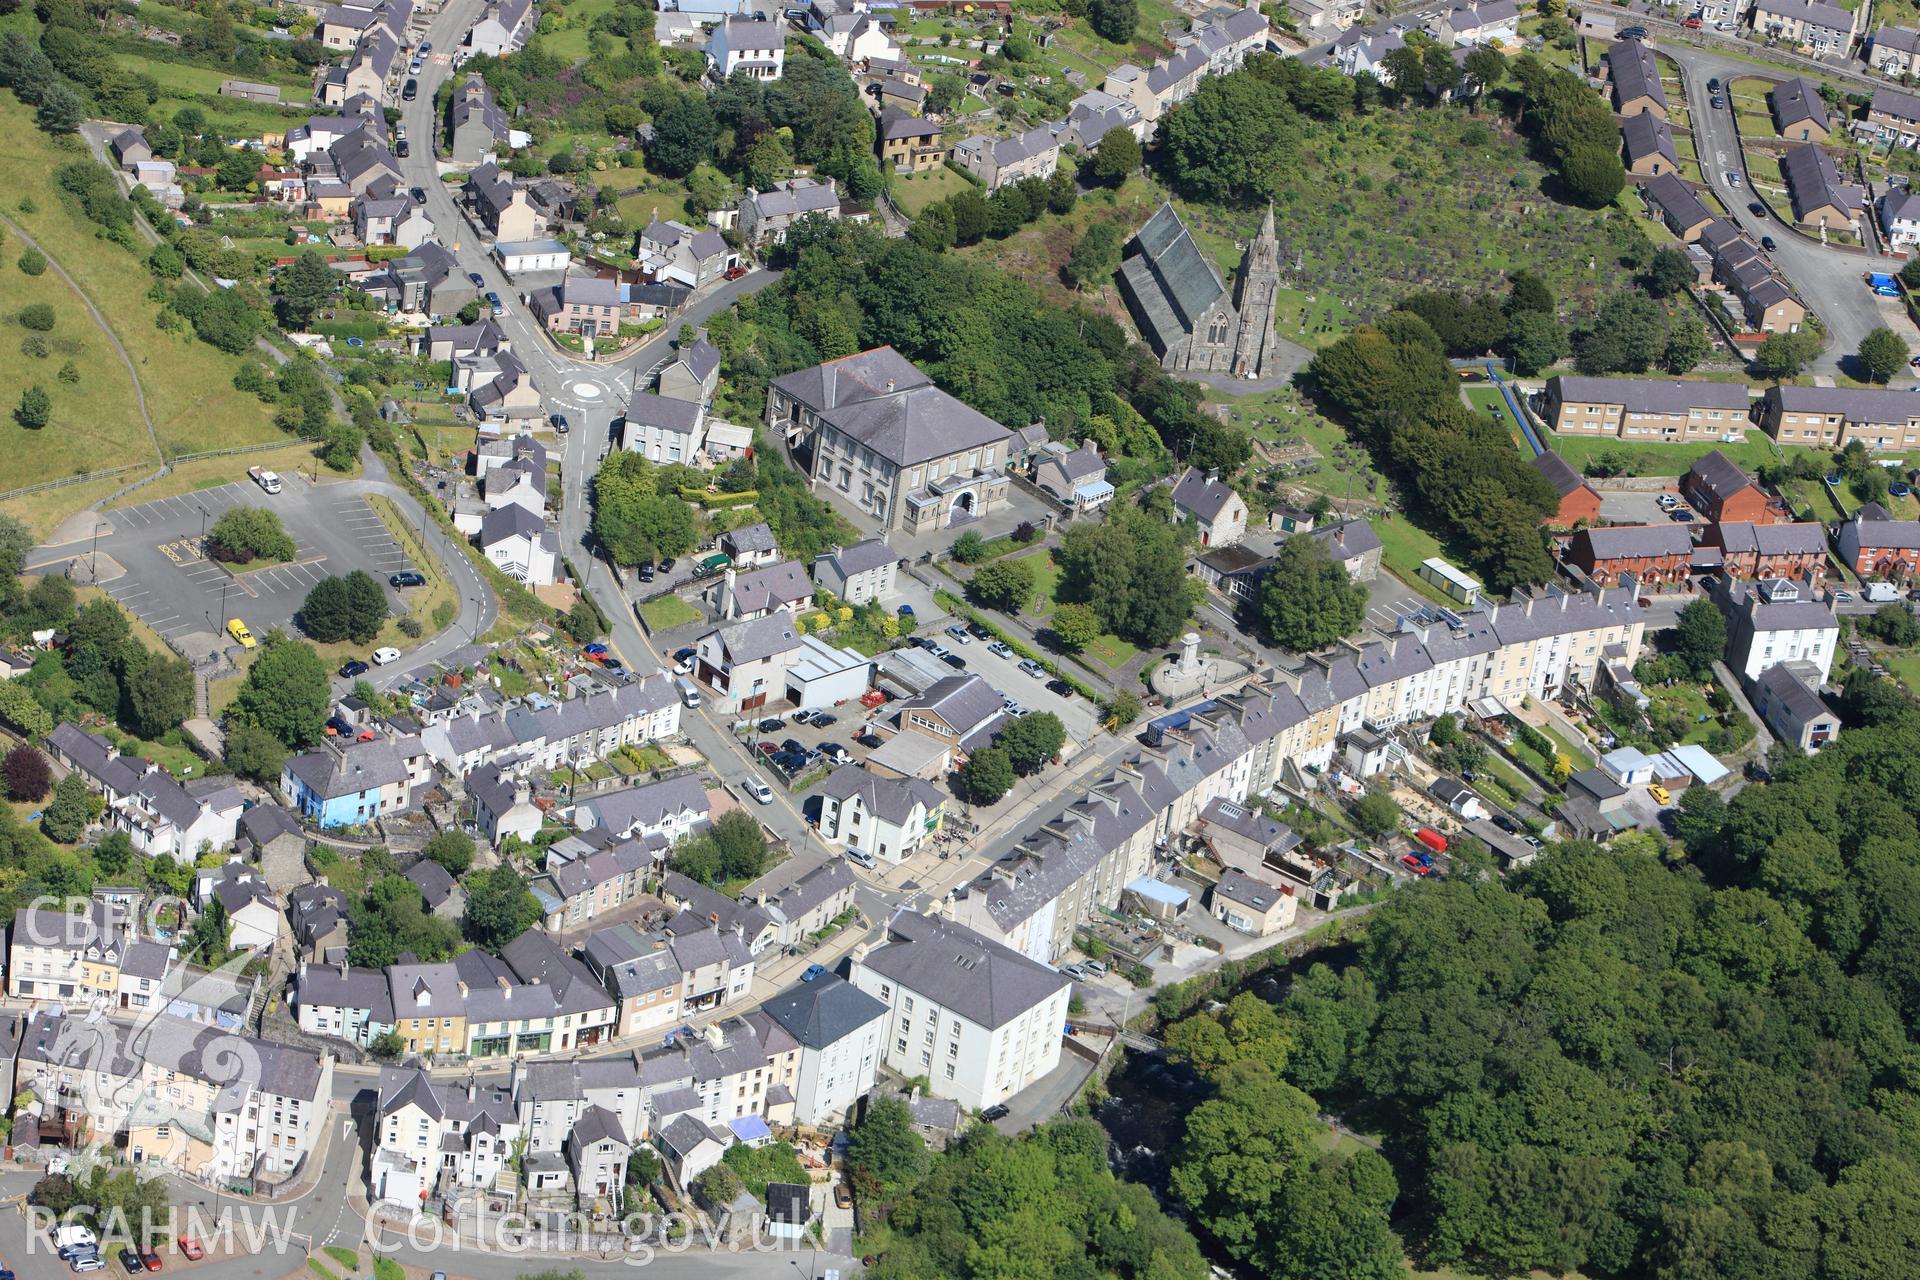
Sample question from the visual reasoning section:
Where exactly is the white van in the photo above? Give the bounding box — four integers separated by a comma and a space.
676, 676, 702, 708
54, 1226, 98, 1251
746, 779, 773, 805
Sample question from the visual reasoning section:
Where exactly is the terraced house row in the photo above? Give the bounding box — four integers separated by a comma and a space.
942, 584, 1647, 965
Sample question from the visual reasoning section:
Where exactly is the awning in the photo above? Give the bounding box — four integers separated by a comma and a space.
728, 1115, 773, 1144
1124, 877, 1190, 908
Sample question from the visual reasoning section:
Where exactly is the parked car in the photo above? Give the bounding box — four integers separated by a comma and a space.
757, 742, 780, 758
1683, 15, 1702, 26
1018, 658, 1045, 677
394, 138, 409, 158
1061, 963, 1088, 979
402, 78, 418, 100
941, 652, 966, 669
1401, 853, 1433, 875
468, 272, 486, 288
118, 1252, 143, 1275
390, 571, 426, 588
856, 730, 884, 748
791, 709, 815, 726
967, 622, 992, 640
834, 1183, 852, 1210
1046, 679, 1074, 697
822, 743, 851, 765
724, 264, 749, 280
758, 716, 785, 732
802, 964, 828, 981
980, 1103, 1010, 1122
925, 641, 951, 659
1492, 814, 1517, 833
226, 618, 256, 649
987, 640, 1013, 658
177, 1239, 204, 1262
781, 738, 807, 756
746, 779, 773, 804
339, 660, 370, 678
486, 291, 504, 315
139, 1255, 162, 1274
811, 712, 838, 728
945, 624, 971, 643
1619, 24, 1648, 37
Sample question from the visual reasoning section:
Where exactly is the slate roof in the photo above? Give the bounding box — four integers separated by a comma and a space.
818, 764, 944, 824
1572, 523, 1695, 560
900, 674, 1005, 740
746, 178, 840, 219
1642, 172, 1714, 230
1621, 111, 1680, 170
1532, 450, 1594, 499
480, 502, 546, 549
578, 774, 710, 837
626, 391, 703, 435
1713, 521, 1828, 556
1310, 519, 1382, 562
451, 76, 508, 141
1770, 76, 1833, 135
1687, 449, 1763, 503
818, 538, 897, 580
1214, 867, 1287, 913
858, 911, 1067, 1031
759, 972, 887, 1049
1846, 509, 1920, 548
1759, 0, 1852, 31
1770, 384, 1920, 423
561, 275, 621, 307
1877, 24, 1920, 54
296, 962, 396, 1022
284, 736, 411, 801
1781, 141, 1861, 222
1872, 86, 1920, 122
725, 521, 779, 555
1119, 204, 1226, 353
1756, 662, 1833, 724
727, 560, 812, 615
717, 15, 784, 48
404, 859, 458, 909
880, 106, 938, 141
670, 339, 721, 386
1606, 38, 1666, 111
779, 347, 1010, 467
710, 612, 804, 665
1551, 375, 1752, 415
1170, 467, 1239, 524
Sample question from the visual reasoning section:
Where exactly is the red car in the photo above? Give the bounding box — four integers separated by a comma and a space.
723, 265, 749, 280
140, 1251, 163, 1271
1682, 15, 1702, 26
176, 1238, 203, 1261
1400, 853, 1432, 875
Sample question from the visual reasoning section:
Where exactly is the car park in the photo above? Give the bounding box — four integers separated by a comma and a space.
390, 570, 426, 588
372, 647, 402, 665
339, 660, 370, 678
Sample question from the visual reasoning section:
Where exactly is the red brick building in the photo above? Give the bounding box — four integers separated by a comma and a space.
1567, 523, 1696, 587
1709, 521, 1830, 582
1682, 450, 1777, 524
1837, 504, 1920, 578
1532, 451, 1603, 527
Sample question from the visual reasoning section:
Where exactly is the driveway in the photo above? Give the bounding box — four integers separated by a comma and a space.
1663, 41, 1920, 378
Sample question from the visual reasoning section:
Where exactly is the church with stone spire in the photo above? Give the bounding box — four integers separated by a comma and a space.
1117, 202, 1282, 378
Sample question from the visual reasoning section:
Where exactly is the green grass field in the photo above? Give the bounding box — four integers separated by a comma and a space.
0, 94, 282, 474
542, 0, 620, 61
891, 166, 972, 217
1539, 430, 1783, 477
640, 593, 703, 631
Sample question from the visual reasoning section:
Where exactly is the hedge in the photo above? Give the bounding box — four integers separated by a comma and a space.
680, 488, 759, 508
932, 590, 1100, 702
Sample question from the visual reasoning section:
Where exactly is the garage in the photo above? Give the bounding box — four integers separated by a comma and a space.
784, 634, 874, 710
494, 238, 572, 274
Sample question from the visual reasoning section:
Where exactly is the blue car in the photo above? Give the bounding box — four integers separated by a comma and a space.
802, 964, 828, 981
583, 642, 610, 656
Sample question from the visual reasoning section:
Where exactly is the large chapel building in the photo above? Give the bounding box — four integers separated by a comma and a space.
1118, 202, 1282, 378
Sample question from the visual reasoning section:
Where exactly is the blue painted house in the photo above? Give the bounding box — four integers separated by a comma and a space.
280, 735, 426, 829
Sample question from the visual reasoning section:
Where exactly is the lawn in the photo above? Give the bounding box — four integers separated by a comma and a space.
1373, 512, 1450, 595
1082, 633, 1137, 669
542, 0, 620, 61
891, 166, 973, 218
1537, 720, 1595, 768
1022, 550, 1060, 619
0, 95, 282, 491
640, 593, 703, 631
1540, 429, 1785, 477
0, 233, 152, 492
1463, 384, 1525, 449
